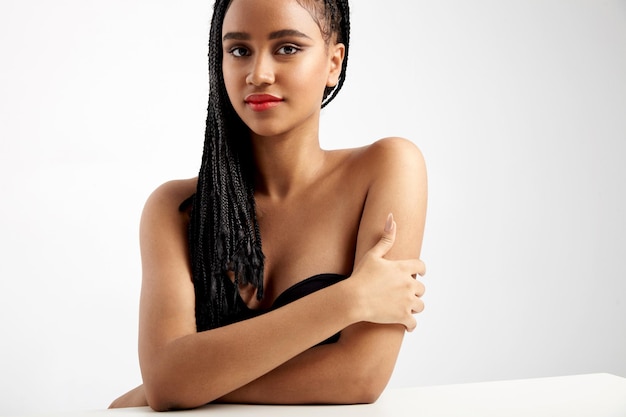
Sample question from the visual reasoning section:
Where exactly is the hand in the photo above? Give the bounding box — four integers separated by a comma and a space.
351, 214, 426, 331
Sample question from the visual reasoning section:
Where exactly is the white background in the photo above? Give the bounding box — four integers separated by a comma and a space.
1, 0, 625, 414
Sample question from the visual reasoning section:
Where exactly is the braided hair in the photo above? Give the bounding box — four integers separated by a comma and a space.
189, 0, 351, 331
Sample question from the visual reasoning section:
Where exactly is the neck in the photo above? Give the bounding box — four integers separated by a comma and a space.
251, 125, 325, 200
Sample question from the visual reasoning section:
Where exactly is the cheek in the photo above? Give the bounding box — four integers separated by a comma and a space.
288, 57, 331, 96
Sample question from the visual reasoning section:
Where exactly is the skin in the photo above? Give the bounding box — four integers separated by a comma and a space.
109, 0, 427, 411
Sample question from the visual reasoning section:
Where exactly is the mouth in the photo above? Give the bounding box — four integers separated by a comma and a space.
244, 94, 284, 112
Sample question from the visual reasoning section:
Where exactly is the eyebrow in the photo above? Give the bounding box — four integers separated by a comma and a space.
223, 29, 312, 42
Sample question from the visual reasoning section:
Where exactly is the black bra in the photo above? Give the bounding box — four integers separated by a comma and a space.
258, 273, 348, 310
229, 273, 349, 345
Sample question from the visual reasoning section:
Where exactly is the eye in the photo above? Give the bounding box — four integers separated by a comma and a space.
228, 46, 249, 58
276, 44, 301, 55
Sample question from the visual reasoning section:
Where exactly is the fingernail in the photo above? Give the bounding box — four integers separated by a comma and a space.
384, 213, 394, 232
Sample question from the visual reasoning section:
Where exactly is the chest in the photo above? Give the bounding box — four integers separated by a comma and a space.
242, 181, 366, 309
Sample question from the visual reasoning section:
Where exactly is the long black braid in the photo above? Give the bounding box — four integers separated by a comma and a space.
188, 0, 351, 331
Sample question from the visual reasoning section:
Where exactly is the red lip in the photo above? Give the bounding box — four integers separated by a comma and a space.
245, 94, 283, 112
245, 94, 283, 104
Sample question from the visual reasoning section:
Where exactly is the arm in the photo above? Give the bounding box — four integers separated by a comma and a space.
219, 137, 428, 404
135, 173, 423, 411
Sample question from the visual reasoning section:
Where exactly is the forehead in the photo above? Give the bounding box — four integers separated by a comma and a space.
223, 0, 322, 38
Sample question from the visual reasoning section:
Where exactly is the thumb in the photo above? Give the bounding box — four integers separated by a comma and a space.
369, 213, 396, 258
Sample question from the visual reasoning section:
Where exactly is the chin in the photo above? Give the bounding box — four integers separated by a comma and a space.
243, 120, 291, 138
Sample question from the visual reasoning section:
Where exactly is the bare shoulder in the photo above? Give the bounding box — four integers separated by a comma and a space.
352, 137, 426, 184
365, 136, 424, 165
140, 178, 198, 237
142, 178, 198, 218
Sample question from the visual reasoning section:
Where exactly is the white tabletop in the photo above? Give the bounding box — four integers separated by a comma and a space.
15, 373, 626, 417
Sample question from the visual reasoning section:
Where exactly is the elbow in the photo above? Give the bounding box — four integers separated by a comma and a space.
347, 363, 392, 404
144, 383, 180, 412
141, 363, 181, 411
144, 387, 198, 412
350, 378, 385, 405
351, 388, 382, 405
143, 373, 202, 412
143, 370, 225, 411
141, 348, 216, 411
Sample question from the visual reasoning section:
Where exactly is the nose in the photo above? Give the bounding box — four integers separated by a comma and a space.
246, 53, 275, 86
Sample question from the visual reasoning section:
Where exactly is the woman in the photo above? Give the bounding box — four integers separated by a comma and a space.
110, 0, 427, 410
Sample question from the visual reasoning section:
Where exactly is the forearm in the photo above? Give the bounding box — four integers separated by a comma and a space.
218, 322, 405, 405
141, 279, 360, 410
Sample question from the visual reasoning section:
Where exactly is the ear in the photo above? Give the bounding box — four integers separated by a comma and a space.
326, 43, 345, 88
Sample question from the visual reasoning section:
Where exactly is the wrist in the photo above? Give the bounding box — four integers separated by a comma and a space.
335, 276, 365, 326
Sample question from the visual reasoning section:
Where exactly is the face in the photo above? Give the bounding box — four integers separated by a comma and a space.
221, 0, 344, 138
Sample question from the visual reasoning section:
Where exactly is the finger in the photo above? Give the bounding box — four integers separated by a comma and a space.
410, 260, 426, 277
397, 259, 425, 275
368, 213, 396, 258
414, 280, 426, 297
416, 259, 426, 277
411, 297, 425, 314
405, 316, 417, 332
